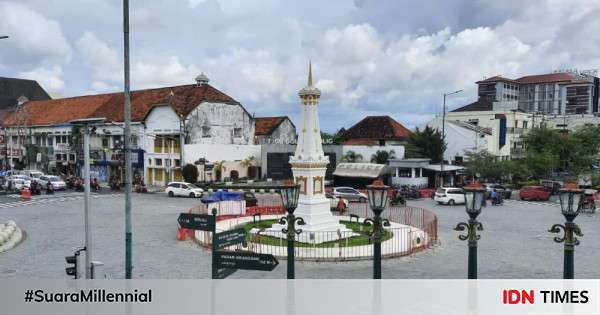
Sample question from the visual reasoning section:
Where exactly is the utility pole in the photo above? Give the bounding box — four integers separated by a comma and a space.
70, 118, 106, 279
123, 0, 133, 279
440, 89, 463, 187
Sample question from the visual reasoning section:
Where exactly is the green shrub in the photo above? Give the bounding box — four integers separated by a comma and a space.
182, 164, 199, 183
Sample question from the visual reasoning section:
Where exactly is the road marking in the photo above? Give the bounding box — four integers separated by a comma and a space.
0, 194, 121, 209
504, 199, 560, 207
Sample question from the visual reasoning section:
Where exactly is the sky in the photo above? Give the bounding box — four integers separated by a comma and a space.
1, 0, 600, 132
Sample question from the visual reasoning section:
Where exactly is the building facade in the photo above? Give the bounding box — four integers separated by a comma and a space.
254, 116, 296, 145
476, 71, 600, 115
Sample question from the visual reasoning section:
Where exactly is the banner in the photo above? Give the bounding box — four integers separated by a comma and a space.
1, 280, 598, 315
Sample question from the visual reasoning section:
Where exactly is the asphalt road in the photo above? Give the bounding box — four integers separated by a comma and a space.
0, 193, 598, 279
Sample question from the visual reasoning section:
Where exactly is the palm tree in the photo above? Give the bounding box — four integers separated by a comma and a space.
342, 151, 363, 163
213, 160, 226, 181
240, 156, 257, 179
370, 150, 395, 164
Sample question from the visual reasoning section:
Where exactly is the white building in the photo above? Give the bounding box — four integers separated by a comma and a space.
431, 99, 538, 160
477, 71, 600, 115
1, 74, 263, 187
425, 116, 490, 163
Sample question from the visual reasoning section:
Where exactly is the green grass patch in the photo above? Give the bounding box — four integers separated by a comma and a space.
240, 219, 392, 248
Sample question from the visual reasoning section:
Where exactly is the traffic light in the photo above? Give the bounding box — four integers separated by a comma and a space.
65, 247, 85, 279
65, 255, 77, 278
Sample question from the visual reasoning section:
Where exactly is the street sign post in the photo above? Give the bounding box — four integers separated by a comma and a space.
177, 213, 215, 231
214, 228, 246, 249
178, 208, 278, 279
214, 251, 279, 271
214, 268, 237, 279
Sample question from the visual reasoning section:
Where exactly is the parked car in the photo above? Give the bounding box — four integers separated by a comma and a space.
434, 187, 465, 205
165, 182, 204, 198
5, 175, 32, 190
519, 186, 551, 201
482, 183, 512, 199
326, 193, 349, 210
21, 170, 44, 180
540, 180, 563, 195
37, 175, 67, 190
243, 191, 258, 207
7, 178, 29, 190
332, 187, 367, 202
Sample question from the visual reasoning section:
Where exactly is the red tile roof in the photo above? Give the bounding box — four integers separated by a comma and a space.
2, 83, 240, 126
255, 116, 289, 135
476, 75, 515, 84
515, 73, 575, 84
342, 116, 411, 142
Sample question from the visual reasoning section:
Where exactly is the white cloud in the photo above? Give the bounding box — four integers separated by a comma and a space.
76, 31, 122, 82
0, 2, 71, 66
18, 66, 65, 92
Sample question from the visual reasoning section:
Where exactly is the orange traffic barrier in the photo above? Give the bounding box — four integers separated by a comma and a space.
20, 188, 31, 201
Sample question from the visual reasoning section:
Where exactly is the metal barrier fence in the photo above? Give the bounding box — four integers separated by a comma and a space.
187, 201, 438, 261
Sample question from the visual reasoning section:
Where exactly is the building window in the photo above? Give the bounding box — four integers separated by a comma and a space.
147, 158, 152, 165
174, 159, 181, 167
102, 137, 109, 148
154, 138, 163, 153
523, 121, 528, 129
155, 159, 163, 166
233, 128, 242, 138
69, 154, 76, 161
47, 137, 53, 146
202, 126, 211, 138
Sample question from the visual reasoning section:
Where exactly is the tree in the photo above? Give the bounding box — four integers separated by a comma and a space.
342, 150, 363, 163
182, 164, 199, 183
464, 150, 505, 181
321, 128, 347, 145
406, 126, 446, 163
518, 125, 600, 181
240, 156, 258, 179
370, 150, 395, 164
213, 160, 226, 181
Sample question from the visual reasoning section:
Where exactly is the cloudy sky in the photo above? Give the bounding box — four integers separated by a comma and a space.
1, 0, 600, 131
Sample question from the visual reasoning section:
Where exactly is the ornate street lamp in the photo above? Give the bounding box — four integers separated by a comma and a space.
364, 180, 390, 279
455, 184, 486, 279
549, 183, 584, 279
278, 180, 304, 279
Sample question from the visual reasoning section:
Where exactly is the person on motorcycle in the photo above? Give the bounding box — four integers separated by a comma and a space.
491, 189, 498, 205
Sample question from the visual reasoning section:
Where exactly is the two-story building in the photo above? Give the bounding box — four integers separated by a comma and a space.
1, 74, 258, 186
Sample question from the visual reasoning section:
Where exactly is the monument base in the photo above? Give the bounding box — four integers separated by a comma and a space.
267, 197, 356, 243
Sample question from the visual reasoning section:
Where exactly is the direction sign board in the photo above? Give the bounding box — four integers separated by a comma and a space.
177, 213, 215, 231
214, 228, 246, 249
214, 251, 279, 271
215, 268, 237, 279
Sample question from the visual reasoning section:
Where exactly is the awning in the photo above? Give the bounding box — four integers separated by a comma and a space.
423, 164, 465, 172
333, 163, 387, 178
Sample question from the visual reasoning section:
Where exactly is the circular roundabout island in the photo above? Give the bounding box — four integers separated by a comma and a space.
192, 206, 438, 262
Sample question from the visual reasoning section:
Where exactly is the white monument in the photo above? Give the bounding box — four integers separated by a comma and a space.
269, 62, 353, 242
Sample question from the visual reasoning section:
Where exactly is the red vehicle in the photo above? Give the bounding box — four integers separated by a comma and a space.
519, 186, 551, 201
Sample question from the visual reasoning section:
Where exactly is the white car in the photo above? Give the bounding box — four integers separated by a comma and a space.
7, 179, 29, 190
434, 187, 465, 205
21, 170, 44, 180
165, 182, 204, 198
37, 175, 67, 190
332, 187, 368, 202
6, 175, 31, 190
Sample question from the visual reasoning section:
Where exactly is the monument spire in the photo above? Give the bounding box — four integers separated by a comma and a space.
308, 60, 313, 87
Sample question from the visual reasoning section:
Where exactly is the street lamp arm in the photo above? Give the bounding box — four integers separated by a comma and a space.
455, 221, 483, 241
454, 222, 470, 241
362, 218, 374, 227
382, 218, 391, 227
549, 224, 566, 243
